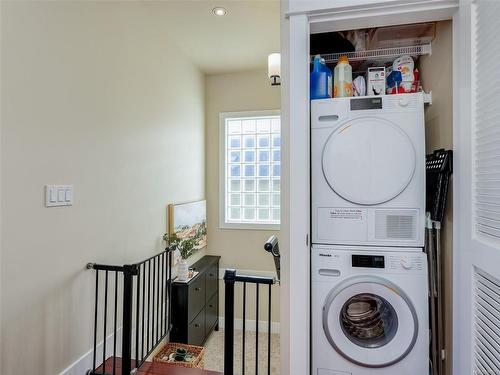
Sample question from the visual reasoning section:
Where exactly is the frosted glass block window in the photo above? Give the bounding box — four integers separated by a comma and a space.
259, 150, 270, 162
230, 151, 241, 163
229, 194, 241, 206
259, 165, 269, 177
220, 111, 280, 228
258, 135, 270, 148
244, 180, 255, 192
258, 179, 270, 192
244, 151, 255, 162
244, 164, 255, 177
272, 150, 280, 162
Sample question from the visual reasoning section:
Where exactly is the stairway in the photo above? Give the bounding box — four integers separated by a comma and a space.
97, 357, 223, 375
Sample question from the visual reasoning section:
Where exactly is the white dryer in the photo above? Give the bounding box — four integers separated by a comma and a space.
312, 93, 425, 247
312, 245, 428, 375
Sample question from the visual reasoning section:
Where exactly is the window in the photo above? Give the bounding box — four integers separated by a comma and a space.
220, 111, 280, 229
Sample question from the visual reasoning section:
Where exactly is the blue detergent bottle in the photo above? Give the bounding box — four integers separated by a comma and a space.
310, 55, 333, 100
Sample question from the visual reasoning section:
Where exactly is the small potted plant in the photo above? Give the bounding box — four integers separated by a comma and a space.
164, 233, 199, 281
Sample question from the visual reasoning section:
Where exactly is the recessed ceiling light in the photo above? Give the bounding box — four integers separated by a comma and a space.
212, 7, 227, 16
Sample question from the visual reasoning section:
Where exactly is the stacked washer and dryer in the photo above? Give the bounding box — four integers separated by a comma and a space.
311, 93, 429, 375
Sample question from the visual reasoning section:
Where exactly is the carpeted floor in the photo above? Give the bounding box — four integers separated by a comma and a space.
204, 329, 280, 375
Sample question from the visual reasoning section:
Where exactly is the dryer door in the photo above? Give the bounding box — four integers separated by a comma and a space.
322, 117, 416, 205
323, 276, 418, 368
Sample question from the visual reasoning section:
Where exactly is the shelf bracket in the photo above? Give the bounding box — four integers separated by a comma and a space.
424, 91, 433, 105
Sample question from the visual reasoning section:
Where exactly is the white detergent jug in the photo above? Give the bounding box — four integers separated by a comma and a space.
393, 55, 414, 92
334, 56, 353, 97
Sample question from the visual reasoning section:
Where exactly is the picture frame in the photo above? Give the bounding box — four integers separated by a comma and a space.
168, 199, 207, 250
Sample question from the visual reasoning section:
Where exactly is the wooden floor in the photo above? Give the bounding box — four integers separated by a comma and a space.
97, 357, 223, 375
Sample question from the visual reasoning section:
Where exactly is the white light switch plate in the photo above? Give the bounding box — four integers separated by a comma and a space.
45, 185, 73, 207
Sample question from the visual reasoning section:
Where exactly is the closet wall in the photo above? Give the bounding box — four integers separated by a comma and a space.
420, 20, 454, 375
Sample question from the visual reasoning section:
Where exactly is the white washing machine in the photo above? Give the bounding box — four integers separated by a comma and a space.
312, 245, 428, 375
312, 93, 425, 248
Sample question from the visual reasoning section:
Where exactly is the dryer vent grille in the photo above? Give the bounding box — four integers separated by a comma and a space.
473, 267, 500, 375
375, 210, 417, 240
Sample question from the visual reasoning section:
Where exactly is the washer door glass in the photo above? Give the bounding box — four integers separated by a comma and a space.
340, 293, 398, 349
323, 277, 418, 368
322, 117, 416, 205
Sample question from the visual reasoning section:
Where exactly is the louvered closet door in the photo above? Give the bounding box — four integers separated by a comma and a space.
454, 1, 500, 374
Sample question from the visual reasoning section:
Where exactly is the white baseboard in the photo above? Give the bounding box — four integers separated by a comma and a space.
59, 322, 167, 375
58, 328, 122, 375
218, 316, 280, 334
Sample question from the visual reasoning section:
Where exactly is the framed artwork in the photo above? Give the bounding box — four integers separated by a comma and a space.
168, 200, 207, 250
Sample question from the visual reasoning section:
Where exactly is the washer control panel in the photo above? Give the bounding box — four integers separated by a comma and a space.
312, 245, 426, 280
388, 255, 424, 271
352, 254, 385, 268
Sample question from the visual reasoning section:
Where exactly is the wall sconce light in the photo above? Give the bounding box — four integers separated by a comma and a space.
268, 53, 281, 86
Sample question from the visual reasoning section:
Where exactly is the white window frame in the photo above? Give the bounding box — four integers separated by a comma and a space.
219, 110, 281, 230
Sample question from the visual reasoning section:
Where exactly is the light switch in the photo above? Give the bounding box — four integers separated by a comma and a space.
64, 188, 72, 202
49, 188, 56, 203
57, 189, 64, 202
45, 185, 73, 207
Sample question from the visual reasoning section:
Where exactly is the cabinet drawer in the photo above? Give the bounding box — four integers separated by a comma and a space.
188, 274, 205, 323
187, 310, 205, 346
205, 263, 218, 300
205, 292, 218, 335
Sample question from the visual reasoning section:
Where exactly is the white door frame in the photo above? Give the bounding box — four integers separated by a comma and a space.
280, 3, 310, 375
280, 1, 462, 375
451, 2, 473, 373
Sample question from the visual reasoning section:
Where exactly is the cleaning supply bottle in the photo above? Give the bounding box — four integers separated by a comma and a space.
334, 56, 353, 97
310, 55, 332, 100
393, 55, 414, 92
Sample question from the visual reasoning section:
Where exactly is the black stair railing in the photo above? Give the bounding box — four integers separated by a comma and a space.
224, 269, 276, 375
86, 248, 173, 375
224, 236, 280, 375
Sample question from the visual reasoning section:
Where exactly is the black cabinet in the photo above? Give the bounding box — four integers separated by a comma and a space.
171, 255, 220, 346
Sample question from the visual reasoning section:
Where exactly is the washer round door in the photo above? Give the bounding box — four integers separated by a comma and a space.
322, 117, 416, 205
323, 276, 418, 368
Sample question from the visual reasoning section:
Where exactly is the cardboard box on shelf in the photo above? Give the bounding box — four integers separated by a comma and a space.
367, 67, 386, 96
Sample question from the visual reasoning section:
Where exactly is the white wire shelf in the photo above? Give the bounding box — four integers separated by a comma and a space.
313, 43, 432, 64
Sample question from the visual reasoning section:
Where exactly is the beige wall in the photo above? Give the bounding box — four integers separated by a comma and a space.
420, 20, 453, 375
0, 2, 205, 374
205, 70, 281, 323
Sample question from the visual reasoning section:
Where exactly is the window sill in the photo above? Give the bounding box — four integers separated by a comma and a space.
219, 222, 280, 231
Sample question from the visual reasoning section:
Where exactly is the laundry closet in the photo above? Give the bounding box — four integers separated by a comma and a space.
308, 19, 453, 375
282, 0, 500, 375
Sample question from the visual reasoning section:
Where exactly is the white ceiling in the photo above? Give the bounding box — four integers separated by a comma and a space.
146, 0, 280, 75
